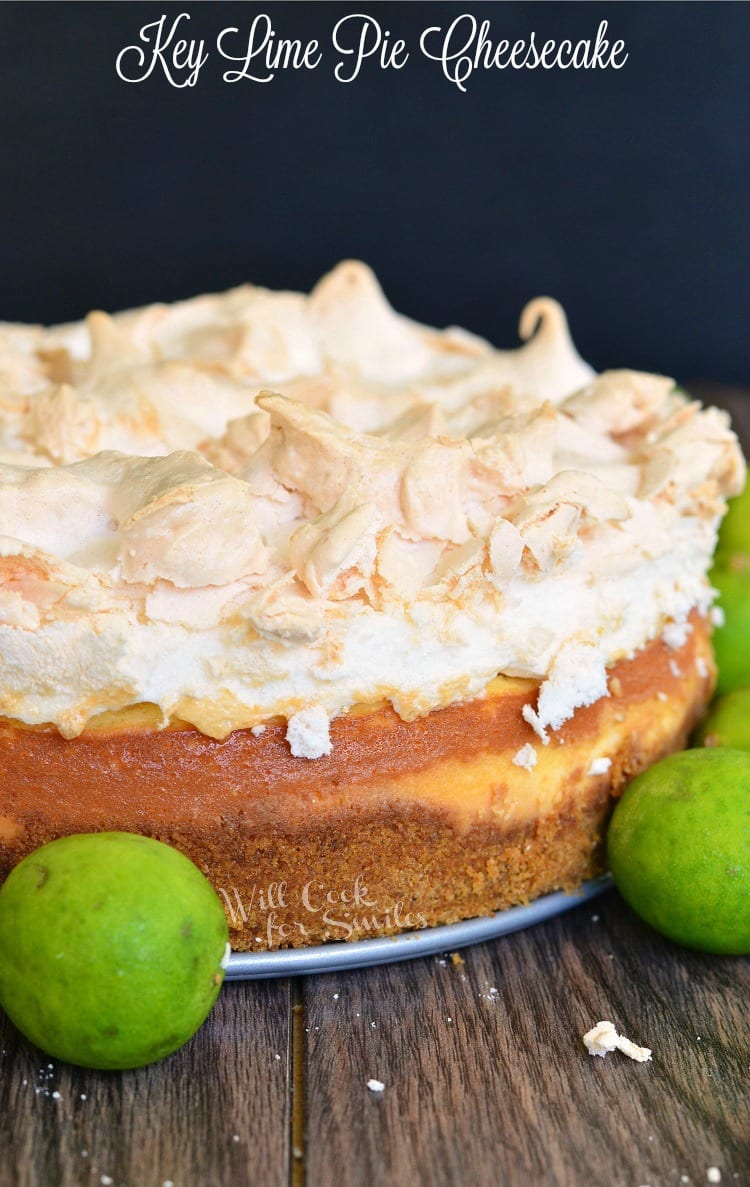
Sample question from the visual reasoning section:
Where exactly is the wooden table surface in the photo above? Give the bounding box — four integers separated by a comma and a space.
1, 387, 748, 1187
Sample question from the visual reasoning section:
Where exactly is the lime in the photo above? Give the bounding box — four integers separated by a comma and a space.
695, 688, 750, 750
710, 561, 750, 695
714, 478, 750, 563
0, 833, 228, 1069
608, 749, 750, 954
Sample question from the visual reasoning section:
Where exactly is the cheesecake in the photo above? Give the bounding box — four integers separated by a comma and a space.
0, 263, 743, 948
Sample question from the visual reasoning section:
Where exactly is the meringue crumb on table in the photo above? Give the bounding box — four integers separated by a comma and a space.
582, 1020, 652, 1062
366, 1079, 385, 1093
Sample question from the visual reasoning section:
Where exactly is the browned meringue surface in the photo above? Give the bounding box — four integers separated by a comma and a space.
0, 261, 595, 464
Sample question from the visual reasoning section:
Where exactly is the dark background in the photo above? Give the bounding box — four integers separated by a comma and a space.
0, 1, 748, 382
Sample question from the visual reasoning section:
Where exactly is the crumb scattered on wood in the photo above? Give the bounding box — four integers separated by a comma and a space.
583, 1020, 652, 1062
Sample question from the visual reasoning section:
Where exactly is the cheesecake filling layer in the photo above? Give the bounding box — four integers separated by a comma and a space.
0, 264, 743, 744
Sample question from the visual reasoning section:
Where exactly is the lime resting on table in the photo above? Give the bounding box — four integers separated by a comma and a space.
607, 749, 750, 955
695, 687, 750, 751
713, 477, 750, 564
710, 562, 750, 696
710, 477, 750, 694
0, 832, 229, 1069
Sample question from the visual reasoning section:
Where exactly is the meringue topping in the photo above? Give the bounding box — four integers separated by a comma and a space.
0, 261, 594, 465
0, 263, 743, 743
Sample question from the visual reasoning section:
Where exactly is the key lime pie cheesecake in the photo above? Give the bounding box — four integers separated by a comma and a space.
0, 263, 743, 948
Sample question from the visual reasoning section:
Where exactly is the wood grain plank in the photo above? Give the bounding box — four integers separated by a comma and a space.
302, 892, 749, 1187
0, 978, 292, 1187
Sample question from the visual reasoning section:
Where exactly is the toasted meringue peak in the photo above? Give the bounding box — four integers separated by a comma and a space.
511, 297, 596, 400
309, 260, 435, 384
0, 265, 744, 742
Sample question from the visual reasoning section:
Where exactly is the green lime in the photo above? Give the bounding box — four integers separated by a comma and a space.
0, 833, 228, 1069
715, 479, 750, 563
710, 561, 750, 695
608, 749, 750, 954
695, 688, 750, 750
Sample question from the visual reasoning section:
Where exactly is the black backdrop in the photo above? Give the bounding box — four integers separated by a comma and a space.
1, 2, 749, 383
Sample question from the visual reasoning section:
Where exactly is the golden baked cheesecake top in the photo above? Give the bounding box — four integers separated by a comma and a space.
0, 262, 744, 751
